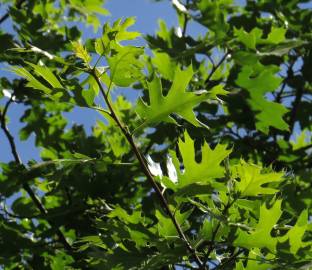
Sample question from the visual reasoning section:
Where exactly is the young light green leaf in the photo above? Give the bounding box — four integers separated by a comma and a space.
233, 160, 284, 197
83, 3, 109, 16
71, 41, 91, 64
290, 129, 310, 151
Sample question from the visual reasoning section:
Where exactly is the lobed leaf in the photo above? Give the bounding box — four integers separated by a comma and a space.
234, 200, 283, 252
136, 66, 210, 130
233, 160, 284, 197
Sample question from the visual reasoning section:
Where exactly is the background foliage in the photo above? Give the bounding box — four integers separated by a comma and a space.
0, 0, 311, 269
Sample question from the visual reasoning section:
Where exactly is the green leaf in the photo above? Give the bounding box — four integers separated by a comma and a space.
234, 27, 262, 50
235, 26, 287, 50
175, 183, 214, 197
151, 51, 176, 80
68, 6, 103, 31
71, 41, 91, 64
233, 160, 284, 197
80, 75, 99, 106
113, 17, 141, 43
257, 39, 307, 56
96, 119, 130, 158
76, 235, 108, 251
12, 197, 38, 217
170, 132, 231, 188
156, 208, 192, 238
94, 17, 141, 55
278, 209, 310, 254
197, 0, 229, 40
290, 129, 310, 150
136, 66, 209, 130
234, 200, 283, 252
107, 46, 144, 87
265, 27, 287, 44
199, 219, 213, 240
47, 251, 74, 270
236, 64, 281, 92
207, 84, 229, 99
235, 249, 272, 270
83, 2, 109, 16
26, 62, 63, 89
107, 206, 142, 225
9, 66, 52, 93
236, 64, 288, 133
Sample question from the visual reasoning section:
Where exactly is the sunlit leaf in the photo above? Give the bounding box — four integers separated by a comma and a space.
234, 200, 283, 252
136, 65, 210, 130
233, 160, 284, 197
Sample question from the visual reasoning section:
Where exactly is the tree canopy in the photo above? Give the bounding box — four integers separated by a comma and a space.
0, 0, 311, 269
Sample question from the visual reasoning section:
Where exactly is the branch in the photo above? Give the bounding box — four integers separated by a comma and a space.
91, 70, 204, 269
274, 79, 287, 103
205, 52, 229, 85
0, 97, 21, 162
275, 60, 295, 103
181, 0, 190, 38
285, 87, 303, 141
0, 96, 72, 251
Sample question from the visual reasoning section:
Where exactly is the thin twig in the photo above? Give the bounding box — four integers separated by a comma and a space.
275, 60, 295, 103
207, 55, 215, 68
91, 70, 204, 268
275, 79, 287, 103
285, 87, 303, 141
181, 0, 190, 37
205, 52, 229, 84
214, 249, 244, 269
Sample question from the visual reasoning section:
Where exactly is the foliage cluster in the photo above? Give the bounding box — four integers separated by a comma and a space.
0, 0, 311, 269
